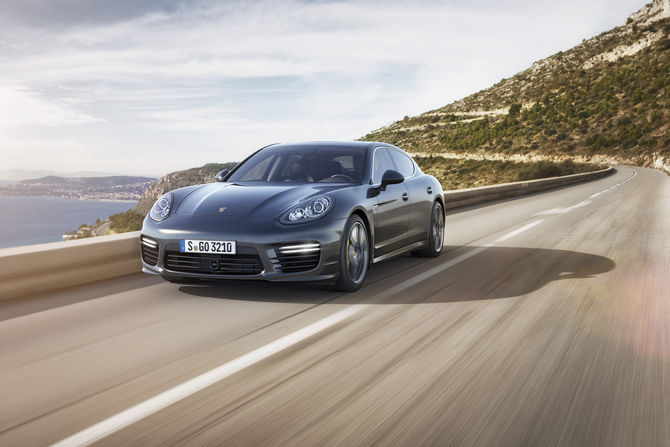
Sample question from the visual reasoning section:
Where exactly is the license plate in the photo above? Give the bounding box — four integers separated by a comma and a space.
180, 239, 237, 254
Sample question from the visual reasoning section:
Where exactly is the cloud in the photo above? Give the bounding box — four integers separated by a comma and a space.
0, 85, 104, 129
0, 0, 183, 28
2, 1, 644, 84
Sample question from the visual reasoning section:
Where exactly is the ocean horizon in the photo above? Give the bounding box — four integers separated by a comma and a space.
0, 196, 136, 249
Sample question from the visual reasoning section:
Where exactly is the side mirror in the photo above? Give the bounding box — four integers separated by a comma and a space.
380, 170, 404, 191
215, 169, 230, 182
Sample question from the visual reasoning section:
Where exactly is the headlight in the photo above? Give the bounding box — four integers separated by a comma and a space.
280, 195, 334, 225
150, 192, 173, 222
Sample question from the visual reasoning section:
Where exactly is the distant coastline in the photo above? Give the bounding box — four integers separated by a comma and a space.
0, 175, 156, 202
0, 195, 138, 203
0, 191, 142, 202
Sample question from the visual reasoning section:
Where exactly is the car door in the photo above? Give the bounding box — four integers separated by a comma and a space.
388, 149, 434, 245
372, 148, 410, 256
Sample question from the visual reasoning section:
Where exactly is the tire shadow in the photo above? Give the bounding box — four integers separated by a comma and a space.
177, 246, 615, 305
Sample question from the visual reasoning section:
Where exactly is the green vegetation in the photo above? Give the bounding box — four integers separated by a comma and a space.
77, 224, 92, 239
516, 159, 597, 181
109, 210, 145, 233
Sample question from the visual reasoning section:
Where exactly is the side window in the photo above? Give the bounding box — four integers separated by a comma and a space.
389, 150, 415, 178
372, 148, 395, 185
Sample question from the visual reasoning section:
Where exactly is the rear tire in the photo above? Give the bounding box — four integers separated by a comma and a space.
411, 201, 444, 258
163, 276, 200, 284
325, 215, 370, 293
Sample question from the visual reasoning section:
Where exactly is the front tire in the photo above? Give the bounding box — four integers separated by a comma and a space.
327, 215, 370, 293
411, 201, 444, 258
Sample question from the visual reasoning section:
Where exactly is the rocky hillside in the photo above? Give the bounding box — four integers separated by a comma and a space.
362, 0, 670, 175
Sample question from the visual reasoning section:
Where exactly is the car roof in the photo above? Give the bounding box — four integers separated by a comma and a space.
268, 141, 397, 151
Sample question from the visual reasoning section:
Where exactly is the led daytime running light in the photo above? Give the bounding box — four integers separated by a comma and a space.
279, 243, 320, 254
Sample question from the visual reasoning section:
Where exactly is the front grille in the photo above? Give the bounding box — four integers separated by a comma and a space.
141, 236, 159, 266
164, 248, 263, 275
273, 243, 321, 273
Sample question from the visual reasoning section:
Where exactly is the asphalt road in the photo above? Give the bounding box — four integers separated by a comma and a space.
92, 221, 111, 238
1, 166, 669, 447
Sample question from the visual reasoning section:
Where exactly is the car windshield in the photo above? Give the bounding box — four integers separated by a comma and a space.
228, 145, 367, 184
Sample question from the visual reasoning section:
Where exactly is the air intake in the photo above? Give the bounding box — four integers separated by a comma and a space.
140, 236, 159, 266
164, 247, 263, 275
274, 243, 321, 273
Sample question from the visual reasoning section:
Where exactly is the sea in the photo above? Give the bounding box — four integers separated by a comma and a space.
0, 196, 136, 249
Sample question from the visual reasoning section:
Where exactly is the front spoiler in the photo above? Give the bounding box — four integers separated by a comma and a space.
142, 263, 338, 283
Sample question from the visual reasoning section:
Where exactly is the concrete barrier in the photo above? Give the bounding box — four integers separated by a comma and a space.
0, 231, 142, 302
0, 167, 613, 302
443, 167, 614, 210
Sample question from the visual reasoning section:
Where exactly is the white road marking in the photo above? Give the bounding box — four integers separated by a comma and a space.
52, 221, 547, 447
534, 201, 591, 216
489, 220, 544, 243
589, 168, 636, 199
51, 305, 370, 447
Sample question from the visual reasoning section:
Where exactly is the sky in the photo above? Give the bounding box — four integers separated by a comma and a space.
0, 0, 651, 177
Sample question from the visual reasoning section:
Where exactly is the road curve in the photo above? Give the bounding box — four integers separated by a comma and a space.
1, 166, 669, 447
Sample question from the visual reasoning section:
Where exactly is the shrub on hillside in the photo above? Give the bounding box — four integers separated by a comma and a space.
516, 159, 594, 181
109, 210, 146, 233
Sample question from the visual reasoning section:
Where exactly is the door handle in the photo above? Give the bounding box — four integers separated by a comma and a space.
402, 192, 409, 202
426, 186, 433, 195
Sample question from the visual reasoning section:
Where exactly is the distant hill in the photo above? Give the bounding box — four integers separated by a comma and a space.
362, 0, 670, 176
0, 169, 150, 182
1, 176, 157, 201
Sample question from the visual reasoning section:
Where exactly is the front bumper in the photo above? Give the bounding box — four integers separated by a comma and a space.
140, 214, 345, 283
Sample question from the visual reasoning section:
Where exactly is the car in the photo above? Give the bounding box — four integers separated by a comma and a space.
140, 141, 445, 292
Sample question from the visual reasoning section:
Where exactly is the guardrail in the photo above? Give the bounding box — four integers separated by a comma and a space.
0, 167, 613, 302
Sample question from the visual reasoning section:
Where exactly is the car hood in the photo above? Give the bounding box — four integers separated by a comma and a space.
175, 182, 348, 217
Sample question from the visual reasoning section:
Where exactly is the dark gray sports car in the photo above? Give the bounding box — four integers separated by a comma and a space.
140, 141, 444, 292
